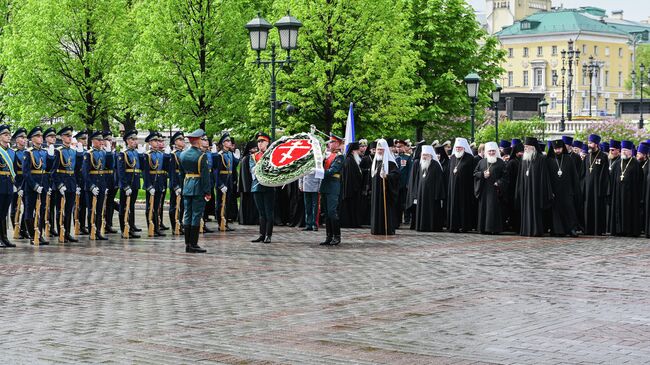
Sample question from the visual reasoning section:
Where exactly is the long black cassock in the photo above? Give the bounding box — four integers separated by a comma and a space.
583, 150, 609, 235
340, 154, 363, 228
405, 143, 424, 230
447, 153, 477, 232
644, 160, 650, 238
238, 152, 259, 225
435, 147, 450, 228
415, 161, 446, 232
473, 158, 508, 234
609, 157, 642, 237
515, 155, 553, 236
546, 151, 581, 235
370, 160, 400, 235
505, 156, 521, 233
359, 155, 373, 225
641, 159, 650, 237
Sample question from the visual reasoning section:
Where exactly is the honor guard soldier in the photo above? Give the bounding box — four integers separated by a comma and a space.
10, 127, 28, 240
23, 127, 53, 245
201, 138, 214, 233
250, 132, 275, 244
169, 131, 185, 235
180, 129, 210, 253
43, 127, 58, 237
53, 127, 79, 243
74, 130, 89, 235
215, 132, 237, 232
117, 129, 141, 239
143, 132, 167, 237
102, 130, 118, 233
159, 137, 171, 231
82, 131, 108, 241
320, 134, 344, 246
0, 124, 16, 247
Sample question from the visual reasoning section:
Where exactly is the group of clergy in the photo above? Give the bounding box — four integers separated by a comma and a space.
341, 133, 650, 238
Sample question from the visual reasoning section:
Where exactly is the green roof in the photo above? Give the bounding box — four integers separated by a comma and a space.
496, 9, 630, 37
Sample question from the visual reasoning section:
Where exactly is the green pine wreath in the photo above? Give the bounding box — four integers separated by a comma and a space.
255, 133, 326, 187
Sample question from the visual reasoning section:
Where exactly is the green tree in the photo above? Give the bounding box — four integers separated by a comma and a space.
0, 0, 15, 122
2, 0, 129, 131
409, 0, 506, 142
246, 0, 424, 140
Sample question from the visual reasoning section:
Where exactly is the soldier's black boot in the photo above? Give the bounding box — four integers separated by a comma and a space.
20, 219, 29, 239
0, 220, 12, 247
264, 219, 273, 243
330, 219, 341, 246
320, 218, 332, 245
189, 226, 206, 253
251, 218, 265, 242
184, 225, 191, 253
63, 215, 78, 242
26, 219, 35, 245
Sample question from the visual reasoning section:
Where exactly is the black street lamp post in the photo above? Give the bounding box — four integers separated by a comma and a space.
492, 82, 502, 142
582, 56, 599, 117
555, 55, 567, 132
632, 63, 646, 129
562, 40, 580, 122
539, 99, 548, 141
246, 12, 302, 140
464, 72, 481, 143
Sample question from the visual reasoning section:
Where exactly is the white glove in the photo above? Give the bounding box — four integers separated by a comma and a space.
71, 137, 77, 145
13, 185, 17, 193
211, 143, 217, 153
413, 199, 417, 204
47, 145, 55, 156
164, 145, 171, 154
59, 185, 66, 195
233, 149, 241, 159
175, 187, 181, 195
148, 187, 155, 195
36, 186, 43, 194
76, 144, 84, 153
103, 144, 111, 152
137, 145, 145, 154
76, 187, 81, 194
380, 170, 387, 179
125, 187, 132, 196
92, 186, 99, 196
220, 186, 227, 194
105, 188, 109, 195
47, 188, 52, 196
18, 189, 23, 197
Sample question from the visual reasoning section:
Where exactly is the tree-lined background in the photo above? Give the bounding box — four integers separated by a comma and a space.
0, 0, 506, 143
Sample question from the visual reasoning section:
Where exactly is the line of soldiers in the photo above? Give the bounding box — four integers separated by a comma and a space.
0, 125, 239, 252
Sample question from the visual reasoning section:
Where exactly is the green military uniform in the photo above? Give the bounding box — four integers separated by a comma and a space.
320, 134, 345, 246
180, 129, 210, 253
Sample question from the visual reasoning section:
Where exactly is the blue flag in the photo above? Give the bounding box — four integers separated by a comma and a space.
344, 102, 355, 153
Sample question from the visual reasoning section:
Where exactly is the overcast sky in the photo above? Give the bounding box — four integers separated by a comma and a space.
467, 0, 650, 22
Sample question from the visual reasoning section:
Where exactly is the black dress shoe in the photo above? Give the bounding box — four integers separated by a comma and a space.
20, 231, 29, 239
263, 236, 271, 244
187, 245, 207, 253
65, 235, 79, 243
3, 241, 16, 248
160, 224, 169, 231
50, 230, 58, 237
95, 234, 108, 241
0, 241, 6, 248
302, 227, 313, 231
132, 226, 142, 232
330, 236, 341, 246
320, 236, 332, 245
155, 231, 166, 237
80, 228, 89, 235
251, 235, 264, 242
129, 233, 141, 239
570, 229, 578, 238
224, 226, 234, 232
107, 227, 118, 234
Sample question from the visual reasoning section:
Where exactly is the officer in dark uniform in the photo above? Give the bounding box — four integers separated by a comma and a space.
102, 130, 118, 234
158, 136, 171, 231
0, 124, 16, 247
82, 131, 108, 241
215, 132, 237, 231
143, 132, 167, 237
169, 131, 185, 235
180, 129, 210, 253
43, 127, 59, 237
250, 132, 275, 244
74, 130, 90, 235
53, 127, 78, 243
10, 127, 28, 240
117, 129, 141, 239
320, 134, 344, 246
395, 139, 413, 226
23, 127, 52, 245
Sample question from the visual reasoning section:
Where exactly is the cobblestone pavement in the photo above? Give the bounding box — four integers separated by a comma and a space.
2, 214, 650, 364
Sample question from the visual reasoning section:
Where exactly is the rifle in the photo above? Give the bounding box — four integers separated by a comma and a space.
59, 193, 65, 243
200, 218, 204, 234
90, 194, 97, 240
13, 195, 22, 239
123, 194, 131, 239
100, 190, 107, 236
44, 193, 51, 239
74, 191, 80, 236
33, 194, 41, 246
219, 191, 226, 232
175, 193, 181, 236
148, 191, 155, 237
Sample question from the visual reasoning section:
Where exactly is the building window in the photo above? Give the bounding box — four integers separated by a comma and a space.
508, 71, 513, 87
552, 70, 558, 86
619, 48, 623, 57
582, 96, 587, 110
594, 45, 598, 55
605, 98, 609, 111
605, 47, 610, 56
582, 44, 587, 54
537, 46, 543, 56
618, 71, 623, 87
552, 46, 557, 56
582, 72, 587, 86
508, 48, 514, 58
523, 47, 529, 57
523, 71, 529, 86
604, 71, 609, 87
534, 69, 543, 87
551, 97, 557, 109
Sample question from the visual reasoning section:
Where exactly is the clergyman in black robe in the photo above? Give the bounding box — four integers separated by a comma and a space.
370, 139, 400, 235
340, 142, 363, 228
415, 146, 446, 232
609, 141, 642, 237
447, 138, 477, 232
435, 146, 449, 229
582, 134, 609, 236
515, 137, 553, 236
406, 141, 425, 230
546, 140, 581, 237
359, 140, 373, 226
474, 142, 508, 234
238, 141, 259, 225
505, 143, 523, 233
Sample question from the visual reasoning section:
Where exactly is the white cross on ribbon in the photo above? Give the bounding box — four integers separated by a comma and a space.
276, 140, 311, 163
